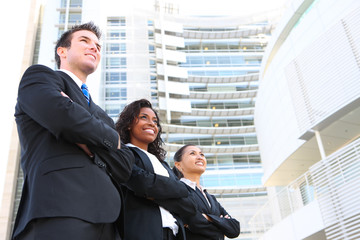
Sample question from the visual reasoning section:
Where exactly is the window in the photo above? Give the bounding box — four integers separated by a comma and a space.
105, 72, 126, 84
107, 18, 126, 26
105, 88, 127, 100
106, 43, 120, 54
148, 30, 154, 38
106, 57, 126, 69
59, 13, 81, 24
149, 45, 155, 53
107, 30, 126, 40
105, 104, 125, 117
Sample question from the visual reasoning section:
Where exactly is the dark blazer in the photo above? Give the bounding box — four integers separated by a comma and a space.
13, 64, 134, 238
121, 147, 197, 240
182, 185, 240, 240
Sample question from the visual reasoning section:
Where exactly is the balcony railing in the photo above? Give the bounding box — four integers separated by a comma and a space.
248, 172, 315, 237
249, 137, 360, 239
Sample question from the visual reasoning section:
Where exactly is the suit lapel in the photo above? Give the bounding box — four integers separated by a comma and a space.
130, 147, 155, 173
204, 190, 217, 212
56, 71, 89, 109
161, 161, 177, 179
195, 187, 211, 211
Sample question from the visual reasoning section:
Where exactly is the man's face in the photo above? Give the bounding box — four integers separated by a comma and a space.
60, 30, 101, 77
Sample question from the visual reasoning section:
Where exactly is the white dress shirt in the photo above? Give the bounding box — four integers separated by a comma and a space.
180, 178, 211, 207
59, 69, 83, 89
126, 143, 179, 235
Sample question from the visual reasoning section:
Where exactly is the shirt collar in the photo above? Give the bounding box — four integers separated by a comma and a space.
180, 178, 206, 192
126, 143, 149, 154
59, 69, 83, 89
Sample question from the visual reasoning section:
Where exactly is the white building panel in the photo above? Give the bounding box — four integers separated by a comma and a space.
154, 21, 183, 33
255, 0, 360, 186
159, 97, 192, 113
259, 201, 325, 240
157, 80, 189, 95
285, 11, 360, 136
155, 33, 185, 48
157, 63, 188, 79
156, 48, 186, 63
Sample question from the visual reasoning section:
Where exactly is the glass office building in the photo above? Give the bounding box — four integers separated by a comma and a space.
0, 0, 286, 239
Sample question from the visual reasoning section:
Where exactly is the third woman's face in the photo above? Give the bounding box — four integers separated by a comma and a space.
129, 107, 159, 150
178, 146, 207, 175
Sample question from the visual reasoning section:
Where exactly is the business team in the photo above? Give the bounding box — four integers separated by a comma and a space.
12, 22, 240, 240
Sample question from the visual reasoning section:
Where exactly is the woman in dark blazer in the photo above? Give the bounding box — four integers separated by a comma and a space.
115, 99, 196, 240
173, 144, 240, 240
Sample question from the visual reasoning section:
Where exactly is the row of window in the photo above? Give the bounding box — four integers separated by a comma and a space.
60, 0, 82, 8
105, 103, 126, 118
169, 152, 260, 166
105, 57, 127, 69
107, 18, 126, 26
191, 100, 255, 109
189, 83, 258, 93
171, 117, 254, 127
181, 41, 266, 53
188, 70, 258, 77
165, 135, 258, 146
182, 55, 261, 67
106, 43, 126, 54
59, 13, 81, 24
105, 88, 127, 101
106, 30, 126, 40
200, 173, 263, 188
105, 72, 127, 84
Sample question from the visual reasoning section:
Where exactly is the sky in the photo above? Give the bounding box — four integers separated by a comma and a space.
177, 0, 289, 16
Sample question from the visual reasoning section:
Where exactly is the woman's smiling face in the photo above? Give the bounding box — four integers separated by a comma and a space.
129, 107, 159, 150
176, 145, 207, 176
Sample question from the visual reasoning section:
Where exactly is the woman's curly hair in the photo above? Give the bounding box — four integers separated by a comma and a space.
115, 99, 166, 161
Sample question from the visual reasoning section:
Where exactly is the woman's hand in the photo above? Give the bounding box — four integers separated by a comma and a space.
76, 143, 94, 158
202, 213, 212, 222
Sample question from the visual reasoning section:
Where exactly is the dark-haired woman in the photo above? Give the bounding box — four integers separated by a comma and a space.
116, 99, 196, 240
173, 144, 240, 240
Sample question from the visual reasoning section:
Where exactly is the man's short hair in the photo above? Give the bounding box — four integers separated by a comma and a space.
54, 21, 101, 68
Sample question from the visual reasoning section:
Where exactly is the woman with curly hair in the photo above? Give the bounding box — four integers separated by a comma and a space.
116, 99, 196, 240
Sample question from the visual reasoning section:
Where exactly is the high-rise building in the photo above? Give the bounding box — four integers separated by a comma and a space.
0, 0, 287, 239
250, 0, 360, 239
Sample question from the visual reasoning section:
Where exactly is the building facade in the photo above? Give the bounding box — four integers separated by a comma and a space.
0, 0, 287, 239
251, 0, 360, 239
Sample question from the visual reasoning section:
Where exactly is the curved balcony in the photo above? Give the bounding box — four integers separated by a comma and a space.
207, 186, 267, 195
165, 143, 259, 154
190, 107, 254, 117
183, 25, 272, 39
187, 73, 259, 84
190, 90, 257, 100
162, 124, 255, 135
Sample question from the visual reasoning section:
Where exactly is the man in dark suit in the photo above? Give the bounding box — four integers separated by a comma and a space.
12, 22, 134, 240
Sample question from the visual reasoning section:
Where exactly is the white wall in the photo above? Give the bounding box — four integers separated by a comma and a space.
0, 0, 33, 207
260, 200, 325, 240
255, 0, 360, 185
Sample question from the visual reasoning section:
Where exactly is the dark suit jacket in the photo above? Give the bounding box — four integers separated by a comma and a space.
182, 185, 240, 240
13, 64, 134, 238
121, 147, 197, 240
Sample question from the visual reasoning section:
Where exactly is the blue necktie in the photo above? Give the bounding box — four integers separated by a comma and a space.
81, 83, 90, 105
